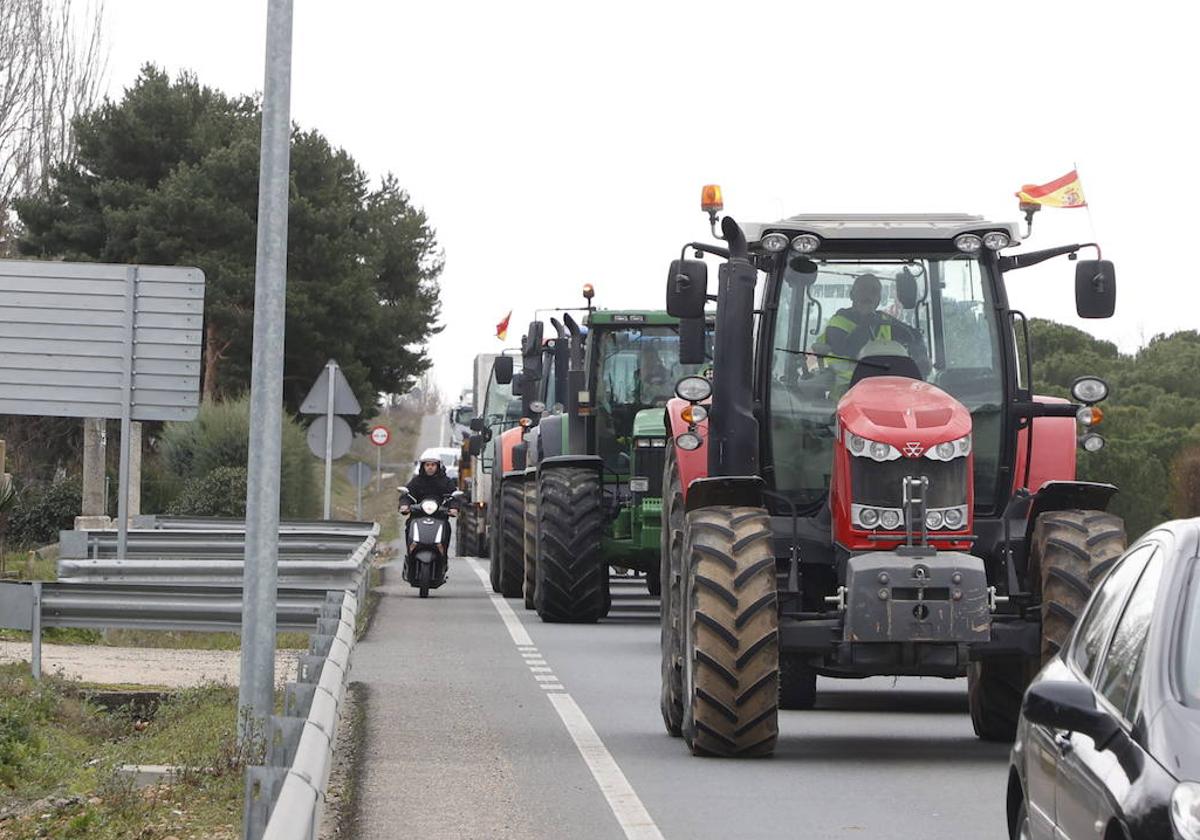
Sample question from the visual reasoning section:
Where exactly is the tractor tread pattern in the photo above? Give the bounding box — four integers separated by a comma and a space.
683, 506, 779, 758
660, 446, 685, 737
499, 482, 525, 598
535, 467, 607, 623
523, 480, 537, 609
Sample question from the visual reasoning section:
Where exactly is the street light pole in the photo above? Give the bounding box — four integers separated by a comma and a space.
238, 0, 294, 740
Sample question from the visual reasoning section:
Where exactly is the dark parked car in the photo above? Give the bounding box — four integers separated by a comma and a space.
1007, 517, 1200, 839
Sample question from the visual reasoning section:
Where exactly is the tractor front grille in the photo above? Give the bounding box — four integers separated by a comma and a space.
633, 445, 667, 498
850, 457, 967, 509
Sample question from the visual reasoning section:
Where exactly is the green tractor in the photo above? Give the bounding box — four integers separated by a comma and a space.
502, 294, 712, 622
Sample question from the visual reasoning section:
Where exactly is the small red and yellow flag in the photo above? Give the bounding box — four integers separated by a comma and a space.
1015, 169, 1087, 209
496, 310, 512, 341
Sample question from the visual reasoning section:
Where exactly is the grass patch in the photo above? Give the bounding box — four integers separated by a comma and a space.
0, 663, 258, 839
0, 629, 309, 650
0, 545, 58, 582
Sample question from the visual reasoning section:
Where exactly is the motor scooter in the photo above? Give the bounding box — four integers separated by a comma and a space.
399, 487, 461, 597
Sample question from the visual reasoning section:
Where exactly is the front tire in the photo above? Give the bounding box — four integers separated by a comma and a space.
498, 481, 525, 598
418, 563, 431, 598
535, 467, 606, 623
680, 506, 779, 758
523, 479, 538, 610
659, 446, 685, 736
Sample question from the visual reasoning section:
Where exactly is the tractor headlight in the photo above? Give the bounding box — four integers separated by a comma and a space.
879, 509, 902, 530
791, 233, 821, 253
675, 432, 703, 451
925, 510, 944, 530
1172, 782, 1200, 840
761, 232, 790, 252
420, 499, 439, 515
675, 376, 712, 403
637, 437, 667, 448
954, 233, 982, 253
1080, 433, 1106, 453
845, 433, 901, 462
943, 506, 965, 529
926, 435, 971, 461
1071, 376, 1109, 405
856, 506, 880, 528
982, 231, 1011, 250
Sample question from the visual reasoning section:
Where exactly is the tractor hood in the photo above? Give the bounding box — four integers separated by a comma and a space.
633, 407, 668, 439
838, 376, 972, 452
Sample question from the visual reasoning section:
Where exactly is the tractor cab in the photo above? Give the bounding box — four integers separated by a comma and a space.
659, 190, 1124, 757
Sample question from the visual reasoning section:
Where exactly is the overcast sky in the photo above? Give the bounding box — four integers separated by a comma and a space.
102, 1, 1198, 398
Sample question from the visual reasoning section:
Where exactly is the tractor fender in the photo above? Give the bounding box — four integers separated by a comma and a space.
522, 424, 542, 476
684, 475, 765, 513
498, 425, 525, 475
535, 414, 568, 460
665, 397, 710, 504
537, 454, 604, 475
1023, 479, 1119, 544
1013, 395, 1078, 492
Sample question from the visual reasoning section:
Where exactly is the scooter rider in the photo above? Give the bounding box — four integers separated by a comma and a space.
401, 457, 459, 550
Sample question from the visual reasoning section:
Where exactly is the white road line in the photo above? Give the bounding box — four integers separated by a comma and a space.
465, 557, 665, 840
547, 693, 665, 840
529, 666, 553, 673
467, 558, 534, 646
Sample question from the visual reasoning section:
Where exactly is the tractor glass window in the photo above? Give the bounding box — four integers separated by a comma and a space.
594, 324, 712, 472
767, 255, 1004, 509
453, 406, 475, 426
480, 364, 519, 473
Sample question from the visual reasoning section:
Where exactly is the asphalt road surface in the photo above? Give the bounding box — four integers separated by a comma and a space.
352, 415, 1011, 839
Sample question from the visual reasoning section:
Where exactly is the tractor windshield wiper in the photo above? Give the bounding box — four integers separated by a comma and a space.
773, 347, 891, 371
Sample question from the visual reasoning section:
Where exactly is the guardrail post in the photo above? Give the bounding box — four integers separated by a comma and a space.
243, 765, 287, 840
296, 654, 326, 684
309, 633, 334, 658
285, 682, 317, 718
267, 715, 304, 767
31, 581, 42, 681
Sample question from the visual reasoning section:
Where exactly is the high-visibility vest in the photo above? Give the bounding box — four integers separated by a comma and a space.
819, 312, 893, 388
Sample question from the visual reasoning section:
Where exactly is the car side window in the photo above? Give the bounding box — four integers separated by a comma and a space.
1097, 551, 1164, 720
1071, 544, 1155, 680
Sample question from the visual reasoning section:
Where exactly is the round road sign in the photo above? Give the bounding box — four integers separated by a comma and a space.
369, 425, 390, 447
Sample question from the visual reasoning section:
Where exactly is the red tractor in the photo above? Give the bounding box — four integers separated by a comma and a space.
659, 188, 1124, 757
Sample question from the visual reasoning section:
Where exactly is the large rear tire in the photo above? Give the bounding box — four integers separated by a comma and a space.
535, 467, 606, 623
499, 481, 525, 598
1037, 509, 1126, 661
968, 508, 1125, 742
681, 506, 779, 758
523, 479, 537, 610
659, 446, 685, 737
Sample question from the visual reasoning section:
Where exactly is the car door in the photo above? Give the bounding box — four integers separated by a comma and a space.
1055, 545, 1164, 839
1026, 542, 1154, 837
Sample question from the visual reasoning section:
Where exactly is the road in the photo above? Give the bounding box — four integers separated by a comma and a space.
353, 413, 1011, 839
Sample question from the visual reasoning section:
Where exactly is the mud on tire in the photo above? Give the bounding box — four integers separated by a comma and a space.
534, 467, 606, 623
499, 481, 525, 598
681, 506, 779, 757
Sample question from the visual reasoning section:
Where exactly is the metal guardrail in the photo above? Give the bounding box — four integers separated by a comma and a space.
61, 528, 372, 560
244, 589, 359, 840
134, 514, 376, 536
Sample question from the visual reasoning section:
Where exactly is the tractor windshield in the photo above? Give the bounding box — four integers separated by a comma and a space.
594, 324, 712, 472
482, 360, 521, 427
767, 254, 1005, 510
452, 405, 475, 426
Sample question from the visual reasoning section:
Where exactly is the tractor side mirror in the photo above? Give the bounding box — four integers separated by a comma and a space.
467, 435, 483, 457
895, 268, 919, 309
494, 355, 514, 384
678, 317, 706, 366
469, 417, 486, 432
667, 259, 708, 319
1075, 260, 1116, 318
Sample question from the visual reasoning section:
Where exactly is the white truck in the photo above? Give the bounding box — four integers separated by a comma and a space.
456, 353, 520, 557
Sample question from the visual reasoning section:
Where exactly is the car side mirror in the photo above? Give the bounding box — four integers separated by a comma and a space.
494, 355, 514, 385
1023, 681, 1120, 747
666, 259, 708, 319
467, 435, 483, 457
1075, 260, 1116, 319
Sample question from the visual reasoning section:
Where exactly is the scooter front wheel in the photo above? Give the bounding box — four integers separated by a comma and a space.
418, 562, 432, 598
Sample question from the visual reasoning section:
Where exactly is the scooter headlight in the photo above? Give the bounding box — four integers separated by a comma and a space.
420, 499, 439, 515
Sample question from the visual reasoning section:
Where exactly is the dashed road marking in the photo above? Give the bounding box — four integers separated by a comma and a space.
466, 557, 664, 840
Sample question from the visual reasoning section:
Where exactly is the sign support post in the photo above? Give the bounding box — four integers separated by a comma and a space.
323, 360, 336, 519
238, 0, 294, 742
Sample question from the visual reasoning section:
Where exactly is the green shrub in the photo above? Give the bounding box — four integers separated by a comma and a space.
6, 477, 83, 548
154, 397, 318, 517
168, 466, 248, 517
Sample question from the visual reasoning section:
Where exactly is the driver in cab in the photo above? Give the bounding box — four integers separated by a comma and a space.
815, 273, 929, 390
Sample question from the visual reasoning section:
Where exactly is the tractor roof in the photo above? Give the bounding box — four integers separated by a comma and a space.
741, 213, 1020, 245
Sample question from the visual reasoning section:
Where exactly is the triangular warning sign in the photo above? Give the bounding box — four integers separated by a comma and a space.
299, 360, 362, 415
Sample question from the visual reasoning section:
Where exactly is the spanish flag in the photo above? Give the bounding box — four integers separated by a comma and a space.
1016, 169, 1087, 209
496, 310, 512, 341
